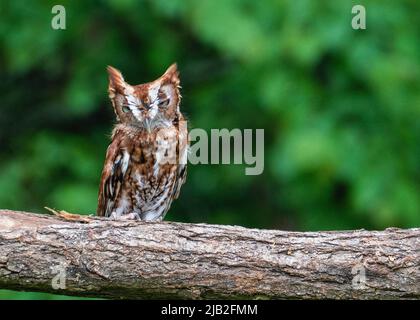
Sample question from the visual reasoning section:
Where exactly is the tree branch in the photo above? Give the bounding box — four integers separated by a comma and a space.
0, 209, 418, 299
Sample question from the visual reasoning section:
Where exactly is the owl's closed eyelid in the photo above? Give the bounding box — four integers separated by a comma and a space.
158, 98, 170, 108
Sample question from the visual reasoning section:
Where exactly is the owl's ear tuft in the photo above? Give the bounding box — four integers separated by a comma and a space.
107, 66, 126, 96
161, 63, 180, 86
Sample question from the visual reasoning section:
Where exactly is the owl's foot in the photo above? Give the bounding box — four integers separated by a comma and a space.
109, 212, 141, 220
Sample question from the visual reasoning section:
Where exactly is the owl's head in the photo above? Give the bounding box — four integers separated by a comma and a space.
107, 64, 181, 130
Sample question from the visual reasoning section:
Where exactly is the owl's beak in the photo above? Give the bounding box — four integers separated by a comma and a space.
143, 118, 152, 133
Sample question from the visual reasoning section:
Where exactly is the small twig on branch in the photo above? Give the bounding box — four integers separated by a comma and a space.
0, 209, 419, 299
44, 207, 94, 223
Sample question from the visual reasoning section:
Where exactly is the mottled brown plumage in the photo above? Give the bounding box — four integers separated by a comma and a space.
97, 64, 188, 220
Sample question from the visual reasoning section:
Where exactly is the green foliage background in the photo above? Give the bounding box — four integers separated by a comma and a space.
0, 0, 419, 299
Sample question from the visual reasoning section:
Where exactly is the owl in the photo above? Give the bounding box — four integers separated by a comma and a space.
97, 64, 188, 221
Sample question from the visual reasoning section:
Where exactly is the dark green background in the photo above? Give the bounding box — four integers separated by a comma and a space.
0, 0, 419, 299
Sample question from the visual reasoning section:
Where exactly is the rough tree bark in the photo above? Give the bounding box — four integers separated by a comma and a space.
0, 209, 419, 299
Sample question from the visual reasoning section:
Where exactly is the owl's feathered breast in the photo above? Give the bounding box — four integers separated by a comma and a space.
97, 122, 188, 220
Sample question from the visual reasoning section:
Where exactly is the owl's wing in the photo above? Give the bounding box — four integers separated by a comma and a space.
97, 133, 129, 217
173, 164, 187, 200
172, 120, 189, 200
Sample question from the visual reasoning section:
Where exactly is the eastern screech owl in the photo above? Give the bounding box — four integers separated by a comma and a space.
97, 64, 188, 221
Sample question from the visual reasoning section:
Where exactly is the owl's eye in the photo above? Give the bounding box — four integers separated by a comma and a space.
122, 105, 130, 113
158, 98, 170, 108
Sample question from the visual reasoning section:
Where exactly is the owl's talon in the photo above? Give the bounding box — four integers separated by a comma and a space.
109, 212, 141, 220
125, 212, 141, 220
